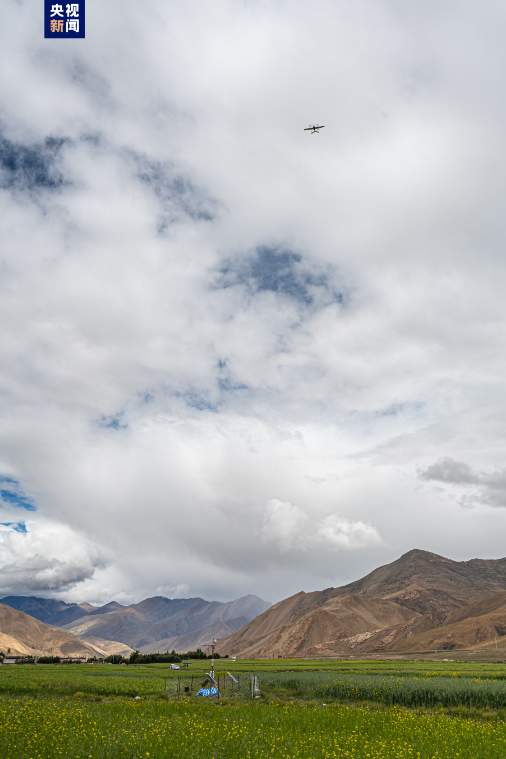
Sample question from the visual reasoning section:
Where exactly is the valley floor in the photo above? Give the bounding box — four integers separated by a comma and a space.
1, 660, 506, 758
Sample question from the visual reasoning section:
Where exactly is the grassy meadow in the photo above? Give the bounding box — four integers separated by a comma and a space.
1, 659, 506, 757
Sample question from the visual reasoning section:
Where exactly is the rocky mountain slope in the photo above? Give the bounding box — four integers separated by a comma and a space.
0, 604, 132, 658
0, 596, 124, 627
63, 594, 269, 652
220, 550, 506, 657
1, 594, 269, 653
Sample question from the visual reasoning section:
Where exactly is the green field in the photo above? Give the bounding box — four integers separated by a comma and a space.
1, 659, 506, 757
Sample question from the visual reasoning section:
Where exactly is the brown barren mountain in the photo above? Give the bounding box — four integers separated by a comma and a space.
63, 594, 269, 652
0, 604, 132, 658
220, 549, 506, 657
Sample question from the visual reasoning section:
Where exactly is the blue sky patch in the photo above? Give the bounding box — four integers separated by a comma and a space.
0, 478, 37, 512
0, 135, 66, 192
216, 358, 249, 395
131, 152, 217, 230
178, 389, 218, 413
215, 246, 346, 307
0, 520, 28, 534
98, 412, 128, 430
218, 376, 249, 394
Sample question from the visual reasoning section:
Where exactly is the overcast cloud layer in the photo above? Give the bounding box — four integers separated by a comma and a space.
1, 0, 506, 604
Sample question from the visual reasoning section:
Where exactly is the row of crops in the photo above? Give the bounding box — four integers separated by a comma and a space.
2, 662, 506, 757
1, 696, 506, 759
0, 664, 169, 697
3, 661, 506, 709
262, 670, 506, 708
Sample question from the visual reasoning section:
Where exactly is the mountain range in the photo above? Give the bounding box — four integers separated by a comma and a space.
4, 550, 506, 660
0, 604, 132, 658
1, 596, 123, 627
220, 549, 506, 657
1, 594, 269, 654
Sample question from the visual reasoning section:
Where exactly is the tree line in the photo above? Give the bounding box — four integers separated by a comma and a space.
108, 648, 228, 664
0, 648, 228, 665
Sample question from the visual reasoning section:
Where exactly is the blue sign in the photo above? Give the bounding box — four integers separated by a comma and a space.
196, 687, 219, 698
44, 1, 85, 38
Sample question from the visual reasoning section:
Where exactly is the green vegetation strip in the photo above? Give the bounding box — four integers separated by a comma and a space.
263, 671, 506, 708
1, 696, 506, 759
2, 661, 506, 758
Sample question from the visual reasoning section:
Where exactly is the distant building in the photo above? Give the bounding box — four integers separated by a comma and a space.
2, 656, 25, 665
59, 657, 88, 664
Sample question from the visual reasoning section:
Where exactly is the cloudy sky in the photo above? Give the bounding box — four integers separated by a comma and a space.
1, 0, 506, 605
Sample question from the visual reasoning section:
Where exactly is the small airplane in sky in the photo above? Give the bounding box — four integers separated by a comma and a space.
304, 124, 325, 134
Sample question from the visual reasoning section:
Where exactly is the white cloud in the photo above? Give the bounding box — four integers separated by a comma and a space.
0, 518, 106, 595
420, 458, 506, 510
261, 499, 381, 553
316, 515, 381, 550
261, 499, 308, 552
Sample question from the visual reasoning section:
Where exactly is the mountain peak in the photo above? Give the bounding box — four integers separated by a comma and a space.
397, 548, 449, 562
220, 550, 506, 658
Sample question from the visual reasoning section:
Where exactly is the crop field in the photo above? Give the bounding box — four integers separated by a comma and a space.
261, 670, 506, 709
1, 659, 506, 757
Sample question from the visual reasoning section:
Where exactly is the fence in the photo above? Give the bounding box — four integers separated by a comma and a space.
167, 672, 261, 700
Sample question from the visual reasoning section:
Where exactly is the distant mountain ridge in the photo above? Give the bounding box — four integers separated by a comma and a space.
220, 549, 506, 657
1, 593, 269, 653
0, 604, 132, 658
1, 596, 124, 627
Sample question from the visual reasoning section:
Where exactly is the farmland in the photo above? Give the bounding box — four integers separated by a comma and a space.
1, 659, 506, 757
